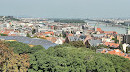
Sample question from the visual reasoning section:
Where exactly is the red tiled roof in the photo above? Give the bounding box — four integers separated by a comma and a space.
68, 34, 73, 36
46, 37, 57, 43
9, 34, 17, 36
96, 28, 118, 34
44, 32, 54, 35
101, 49, 130, 60
104, 42, 119, 48
3, 31, 10, 35
97, 28, 102, 32
51, 37, 57, 43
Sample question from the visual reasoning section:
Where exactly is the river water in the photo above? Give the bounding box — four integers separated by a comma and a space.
86, 20, 126, 34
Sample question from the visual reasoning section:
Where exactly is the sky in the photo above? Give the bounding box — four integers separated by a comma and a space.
0, 0, 130, 18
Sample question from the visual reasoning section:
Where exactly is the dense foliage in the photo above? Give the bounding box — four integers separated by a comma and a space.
28, 44, 130, 72
1, 41, 130, 72
67, 41, 86, 48
0, 41, 29, 72
6, 41, 45, 54
54, 19, 85, 23
0, 33, 8, 36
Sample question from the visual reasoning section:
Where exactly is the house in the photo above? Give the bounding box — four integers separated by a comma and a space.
92, 34, 105, 38
55, 38, 63, 45
104, 42, 119, 48
96, 28, 104, 33
65, 36, 79, 43
101, 49, 130, 60
86, 30, 94, 34
87, 39, 102, 47
96, 28, 118, 34
65, 35, 87, 43
9, 34, 17, 36
67, 33, 73, 36
97, 28, 102, 32
46, 37, 57, 43
76, 31, 81, 35
2, 31, 10, 35
51, 37, 57, 43
44, 32, 54, 35
79, 35, 87, 41
109, 35, 115, 39
102, 38, 114, 43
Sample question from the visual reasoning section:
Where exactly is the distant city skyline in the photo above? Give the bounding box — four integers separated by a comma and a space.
0, 0, 130, 18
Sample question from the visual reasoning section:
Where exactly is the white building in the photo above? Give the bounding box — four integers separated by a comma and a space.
55, 38, 63, 45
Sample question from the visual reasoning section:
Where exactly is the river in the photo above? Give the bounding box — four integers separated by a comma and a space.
86, 20, 126, 34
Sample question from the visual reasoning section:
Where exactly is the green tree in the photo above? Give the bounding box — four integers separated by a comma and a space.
4, 41, 130, 72
0, 33, 8, 36
68, 41, 85, 48
28, 44, 130, 72
0, 41, 29, 72
27, 33, 31, 37
6, 41, 45, 54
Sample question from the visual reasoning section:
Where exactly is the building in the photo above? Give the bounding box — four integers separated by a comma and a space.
55, 38, 63, 45
126, 24, 130, 34
104, 42, 119, 48
101, 49, 130, 60
122, 24, 130, 44
123, 35, 130, 44
88, 39, 102, 47
0, 36, 57, 49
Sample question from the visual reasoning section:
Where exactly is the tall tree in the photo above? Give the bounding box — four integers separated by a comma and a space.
0, 41, 29, 72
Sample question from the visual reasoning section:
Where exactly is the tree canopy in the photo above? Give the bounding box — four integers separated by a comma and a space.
6, 41, 45, 54
28, 44, 130, 72
1, 41, 130, 72
54, 19, 85, 23
0, 41, 29, 72
0, 33, 8, 36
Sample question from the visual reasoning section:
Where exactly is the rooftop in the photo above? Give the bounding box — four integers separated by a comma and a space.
0, 36, 57, 49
